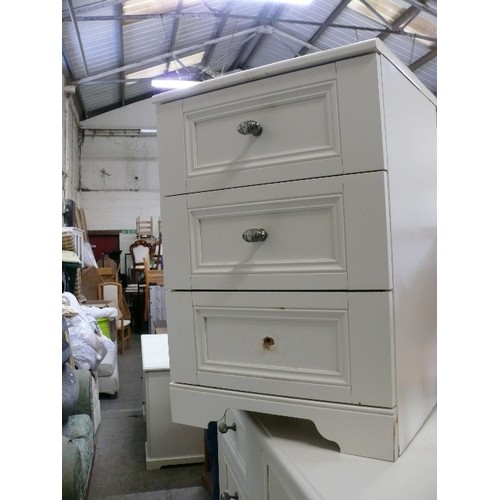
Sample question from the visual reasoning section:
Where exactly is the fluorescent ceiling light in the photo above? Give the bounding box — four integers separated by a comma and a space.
124, 0, 199, 16
151, 79, 199, 89
127, 52, 205, 83
254, 0, 312, 3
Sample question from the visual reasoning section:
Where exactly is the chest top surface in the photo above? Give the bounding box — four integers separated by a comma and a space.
141, 334, 170, 371
152, 38, 435, 107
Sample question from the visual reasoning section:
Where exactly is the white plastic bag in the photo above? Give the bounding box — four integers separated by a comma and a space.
62, 292, 115, 370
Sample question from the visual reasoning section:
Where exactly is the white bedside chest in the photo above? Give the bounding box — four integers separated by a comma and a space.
141, 334, 204, 470
153, 38, 436, 462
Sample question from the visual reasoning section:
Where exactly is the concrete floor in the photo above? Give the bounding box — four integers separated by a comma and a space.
87, 332, 210, 500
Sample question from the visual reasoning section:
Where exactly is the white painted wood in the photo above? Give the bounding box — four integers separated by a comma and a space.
379, 55, 437, 455
156, 40, 436, 463
218, 408, 436, 500
218, 409, 250, 481
218, 438, 251, 500
336, 54, 387, 175
265, 464, 296, 500
343, 171, 393, 290
161, 195, 191, 290
156, 99, 187, 196
171, 383, 398, 461
168, 291, 395, 407
157, 63, 342, 196
141, 332, 170, 370
164, 294, 198, 385
163, 174, 392, 290
152, 39, 435, 107
140, 334, 204, 470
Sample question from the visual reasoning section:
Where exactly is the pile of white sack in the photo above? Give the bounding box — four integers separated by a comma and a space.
62, 291, 118, 371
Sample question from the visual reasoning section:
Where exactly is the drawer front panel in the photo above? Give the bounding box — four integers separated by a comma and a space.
218, 408, 248, 480
163, 172, 392, 291
167, 291, 396, 407
157, 63, 343, 196
218, 439, 250, 500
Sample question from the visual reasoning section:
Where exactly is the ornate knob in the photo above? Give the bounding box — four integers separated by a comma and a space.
237, 120, 262, 136
218, 422, 237, 434
221, 492, 239, 500
242, 228, 267, 242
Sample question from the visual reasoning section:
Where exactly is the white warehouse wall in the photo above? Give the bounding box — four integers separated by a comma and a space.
78, 99, 162, 273
62, 77, 82, 222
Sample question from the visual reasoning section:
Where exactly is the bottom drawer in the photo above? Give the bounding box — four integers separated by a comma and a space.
167, 291, 395, 408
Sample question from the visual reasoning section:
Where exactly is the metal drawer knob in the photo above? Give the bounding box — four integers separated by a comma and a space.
218, 422, 237, 433
242, 228, 267, 242
237, 120, 263, 136
221, 492, 239, 500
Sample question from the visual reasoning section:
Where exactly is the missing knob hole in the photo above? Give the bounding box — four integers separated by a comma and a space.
263, 336, 275, 350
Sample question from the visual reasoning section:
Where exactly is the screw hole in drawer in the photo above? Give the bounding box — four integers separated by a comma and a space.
262, 336, 275, 350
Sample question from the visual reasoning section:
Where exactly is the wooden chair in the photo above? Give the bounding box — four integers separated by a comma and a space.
97, 281, 131, 354
97, 267, 118, 282
136, 216, 155, 244
143, 257, 164, 322
129, 239, 152, 283
151, 238, 163, 270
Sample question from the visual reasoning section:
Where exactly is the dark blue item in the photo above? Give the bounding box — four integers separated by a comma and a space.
205, 421, 219, 500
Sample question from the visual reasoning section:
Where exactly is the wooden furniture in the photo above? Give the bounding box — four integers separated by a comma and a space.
96, 267, 118, 282
129, 239, 152, 283
154, 39, 436, 461
141, 334, 204, 470
97, 282, 132, 354
136, 216, 155, 244
143, 257, 165, 322
97, 254, 118, 269
151, 238, 163, 270
154, 320, 167, 335
218, 407, 436, 500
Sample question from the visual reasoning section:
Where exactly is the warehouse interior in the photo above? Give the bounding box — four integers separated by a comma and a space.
4, 1, 500, 499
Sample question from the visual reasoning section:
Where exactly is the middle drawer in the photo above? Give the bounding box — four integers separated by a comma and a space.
163, 171, 392, 291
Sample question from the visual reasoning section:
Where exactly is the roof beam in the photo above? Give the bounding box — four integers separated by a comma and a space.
66, 0, 90, 76
378, 5, 421, 41
201, 0, 237, 70
62, 11, 435, 43
359, 0, 393, 30
62, 43, 86, 118
238, 4, 286, 70
409, 45, 437, 71
63, 0, 126, 16
73, 26, 263, 85
116, 3, 125, 105
166, 0, 184, 71
298, 0, 351, 56
271, 27, 321, 53
404, 0, 436, 17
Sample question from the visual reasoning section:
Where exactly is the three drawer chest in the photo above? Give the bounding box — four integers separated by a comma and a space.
153, 39, 437, 462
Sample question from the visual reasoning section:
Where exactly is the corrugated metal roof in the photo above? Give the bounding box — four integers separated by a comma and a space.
62, 0, 437, 120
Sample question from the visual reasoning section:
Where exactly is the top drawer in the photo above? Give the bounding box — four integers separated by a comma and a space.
158, 63, 341, 196
157, 55, 386, 196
